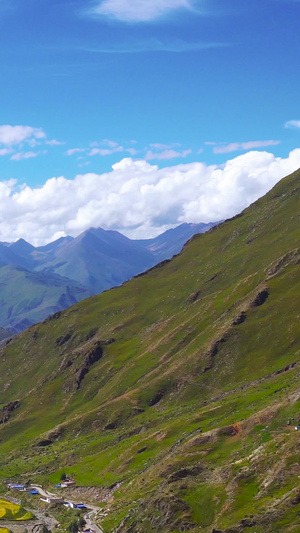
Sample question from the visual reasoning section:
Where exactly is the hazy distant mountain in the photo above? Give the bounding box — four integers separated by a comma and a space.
0, 242, 27, 267
136, 222, 216, 262
0, 326, 14, 341
0, 264, 89, 333
0, 223, 215, 331
34, 228, 156, 294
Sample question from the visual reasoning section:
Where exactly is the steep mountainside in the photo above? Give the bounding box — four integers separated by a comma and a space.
0, 169, 299, 532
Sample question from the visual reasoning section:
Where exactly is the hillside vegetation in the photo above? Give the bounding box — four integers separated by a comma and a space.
0, 169, 299, 532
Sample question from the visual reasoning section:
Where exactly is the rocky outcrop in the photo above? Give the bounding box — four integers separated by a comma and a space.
66, 341, 105, 391
250, 289, 269, 307
55, 331, 73, 346
0, 400, 21, 424
186, 291, 201, 304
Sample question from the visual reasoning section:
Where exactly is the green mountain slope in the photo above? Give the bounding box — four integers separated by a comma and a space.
0, 169, 299, 532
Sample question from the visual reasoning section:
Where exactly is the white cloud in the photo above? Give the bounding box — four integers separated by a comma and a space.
145, 148, 192, 160
0, 148, 12, 156
1, 149, 300, 246
0, 125, 46, 146
46, 139, 66, 146
213, 140, 280, 154
88, 139, 137, 157
150, 143, 180, 150
65, 148, 86, 156
10, 151, 46, 161
67, 140, 133, 159
285, 120, 300, 129
89, 146, 124, 156
91, 0, 194, 22
127, 148, 138, 156
102, 139, 120, 148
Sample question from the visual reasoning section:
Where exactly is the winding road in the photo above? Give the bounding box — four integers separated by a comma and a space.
30, 486, 104, 533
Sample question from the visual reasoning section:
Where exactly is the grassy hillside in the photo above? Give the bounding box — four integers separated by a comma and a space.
0, 169, 299, 532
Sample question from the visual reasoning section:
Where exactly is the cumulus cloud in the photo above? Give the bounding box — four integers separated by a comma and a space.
285, 120, 300, 129
0, 125, 46, 146
213, 140, 280, 154
91, 0, 194, 22
1, 149, 300, 246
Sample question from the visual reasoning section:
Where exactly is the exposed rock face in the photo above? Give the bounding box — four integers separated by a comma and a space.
232, 311, 247, 326
251, 289, 269, 307
203, 335, 228, 373
167, 466, 203, 483
149, 391, 164, 406
0, 400, 21, 424
55, 331, 73, 346
36, 439, 53, 447
64, 341, 105, 392
186, 291, 201, 304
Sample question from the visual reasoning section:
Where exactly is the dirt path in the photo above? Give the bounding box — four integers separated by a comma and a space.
31, 486, 104, 533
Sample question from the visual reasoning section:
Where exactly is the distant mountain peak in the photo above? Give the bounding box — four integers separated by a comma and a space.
9, 237, 34, 251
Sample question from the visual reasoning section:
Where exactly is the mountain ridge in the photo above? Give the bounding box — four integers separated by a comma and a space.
0, 168, 299, 532
0, 222, 214, 331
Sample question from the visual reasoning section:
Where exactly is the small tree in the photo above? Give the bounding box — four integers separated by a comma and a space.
67, 520, 78, 533
60, 473, 67, 482
78, 517, 86, 531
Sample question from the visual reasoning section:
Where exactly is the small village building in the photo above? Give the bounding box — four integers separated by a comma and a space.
60, 479, 76, 488
65, 502, 87, 509
40, 496, 65, 504
7, 484, 25, 490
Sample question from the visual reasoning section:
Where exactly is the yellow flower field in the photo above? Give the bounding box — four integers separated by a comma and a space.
0, 499, 32, 521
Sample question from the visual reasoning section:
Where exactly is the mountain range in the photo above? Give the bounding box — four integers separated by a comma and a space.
0, 168, 299, 532
0, 222, 214, 333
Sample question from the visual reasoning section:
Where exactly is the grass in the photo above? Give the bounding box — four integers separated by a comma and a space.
0, 168, 299, 532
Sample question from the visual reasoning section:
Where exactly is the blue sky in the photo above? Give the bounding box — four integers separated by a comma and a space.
0, 0, 300, 244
